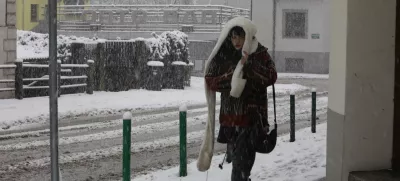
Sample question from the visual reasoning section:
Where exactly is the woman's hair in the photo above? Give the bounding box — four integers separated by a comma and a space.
228, 26, 246, 39
213, 26, 245, 63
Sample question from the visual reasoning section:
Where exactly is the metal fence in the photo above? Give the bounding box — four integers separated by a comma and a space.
54, 5, 250, 32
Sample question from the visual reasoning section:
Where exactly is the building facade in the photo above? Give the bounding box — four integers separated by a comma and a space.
0, 0, 17, 99
16, 0, 90, 32
252, 0, 330, 74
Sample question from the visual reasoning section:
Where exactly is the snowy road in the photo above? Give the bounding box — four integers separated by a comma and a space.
0, 77, 329, 181
0, 98, 328, 180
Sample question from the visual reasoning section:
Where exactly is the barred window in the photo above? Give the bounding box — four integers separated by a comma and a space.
282, 9, 308, 39
31, 4, 38, 22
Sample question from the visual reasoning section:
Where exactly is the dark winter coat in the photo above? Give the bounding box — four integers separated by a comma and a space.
205, 44, 277, 143
197, 16, 275, 172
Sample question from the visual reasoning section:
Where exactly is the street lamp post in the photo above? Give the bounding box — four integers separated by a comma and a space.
48, 0, 60, 180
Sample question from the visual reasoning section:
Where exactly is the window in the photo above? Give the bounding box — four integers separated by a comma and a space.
44, 5, 48, 18
64, 0, 84, 5
282, 9, 308, 39
31, 4, 38, 22
285, 58, 304, 73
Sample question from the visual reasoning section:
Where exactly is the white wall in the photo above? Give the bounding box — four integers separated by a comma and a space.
253, 0, 329, 53
327, 0, 396, 180
276, 0, 327, 52
344, 0, 395, 177
322, 0, 330, 53
252, 0, 274, 49
328, 0, 346, 115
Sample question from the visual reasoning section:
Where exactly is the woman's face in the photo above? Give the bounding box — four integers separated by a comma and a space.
231, 33, 245, 50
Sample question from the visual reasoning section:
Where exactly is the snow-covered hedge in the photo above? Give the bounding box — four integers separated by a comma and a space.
17, 30, 191, 92
17, 30, 101, 61
146, 31, 189, 64
17, 30, 189, 65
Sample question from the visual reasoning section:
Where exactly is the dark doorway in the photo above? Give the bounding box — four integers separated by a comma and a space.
393, 0, 400, 172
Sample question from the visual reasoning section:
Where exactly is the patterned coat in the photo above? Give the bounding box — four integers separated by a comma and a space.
205, 44, 277, 143
197, 17, 275, 172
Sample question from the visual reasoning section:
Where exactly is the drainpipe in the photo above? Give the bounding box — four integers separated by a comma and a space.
22, 0, 25, 30
250, 0, 252, 20
272, 0, 277, 61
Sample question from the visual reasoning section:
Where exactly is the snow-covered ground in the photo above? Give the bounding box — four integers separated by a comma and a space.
278, 73, 329, 80
132, 123, 326, 181
0, 76, 311, 130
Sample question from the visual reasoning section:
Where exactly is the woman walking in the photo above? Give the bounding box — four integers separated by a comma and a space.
197, 17, 277, 181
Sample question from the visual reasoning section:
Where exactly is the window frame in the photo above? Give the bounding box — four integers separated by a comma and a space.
31, 4, 38, 22
285, 57, 305, 73
282, 9, 309, 39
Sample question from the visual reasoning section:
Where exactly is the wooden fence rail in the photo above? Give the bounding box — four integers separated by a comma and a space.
12, 60, 93, 100
0, 64, 17, 94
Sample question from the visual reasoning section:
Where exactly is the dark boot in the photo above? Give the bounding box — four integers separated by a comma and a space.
226, 143, 233, 163
231, 128, 256, 181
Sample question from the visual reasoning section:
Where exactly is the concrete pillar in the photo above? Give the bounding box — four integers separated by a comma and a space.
0, 0, 17, 99
327, 0, 396, 180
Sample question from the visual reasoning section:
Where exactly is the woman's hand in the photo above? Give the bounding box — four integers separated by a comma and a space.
223, 70, 234, 78
240, 51, 249, 65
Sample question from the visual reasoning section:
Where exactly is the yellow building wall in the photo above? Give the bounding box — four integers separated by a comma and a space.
16, 0, 90, 31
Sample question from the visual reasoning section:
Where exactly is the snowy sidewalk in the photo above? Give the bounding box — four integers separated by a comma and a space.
0, 77, 312, 130
133, 123, 327, 181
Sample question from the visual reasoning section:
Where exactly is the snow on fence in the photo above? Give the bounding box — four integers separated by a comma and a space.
0, 64, 17, 68
13, 60, 94, 99
61, 64, 90, 68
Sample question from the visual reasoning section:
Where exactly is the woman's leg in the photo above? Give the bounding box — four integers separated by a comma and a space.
226, 143, 234, 163
231, 128, 256, 181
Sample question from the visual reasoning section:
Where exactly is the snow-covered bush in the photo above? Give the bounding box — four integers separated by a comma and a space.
161, 30, 189, 64
18, 30, 188, 64
146, 31, 189, 64
17, 30, 190, 92
17, 30, 101, 61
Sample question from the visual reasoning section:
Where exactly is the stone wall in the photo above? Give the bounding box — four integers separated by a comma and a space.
0, 0, 17, 99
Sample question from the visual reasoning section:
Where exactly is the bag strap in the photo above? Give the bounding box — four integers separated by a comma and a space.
273, 84, 277, 129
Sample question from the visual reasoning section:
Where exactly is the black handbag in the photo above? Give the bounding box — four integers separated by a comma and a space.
254, 84, 277, 154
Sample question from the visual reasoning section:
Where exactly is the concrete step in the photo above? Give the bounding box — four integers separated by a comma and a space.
349, 170, 400, 181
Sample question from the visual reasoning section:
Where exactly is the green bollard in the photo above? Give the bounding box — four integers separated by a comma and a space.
122, 112, 132, 181
311, 88, 317, 133
179, 104, 188, 177
290, 92, 295, 142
